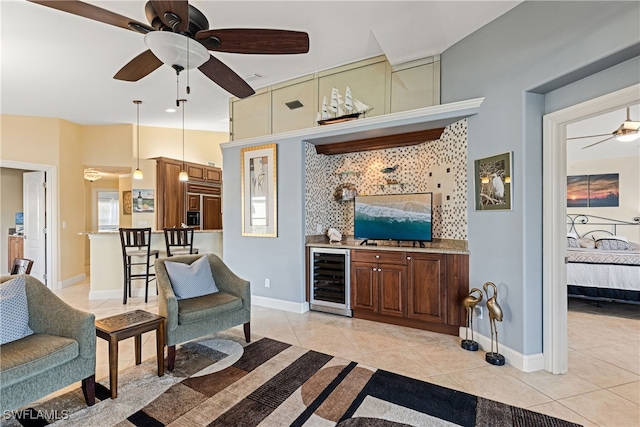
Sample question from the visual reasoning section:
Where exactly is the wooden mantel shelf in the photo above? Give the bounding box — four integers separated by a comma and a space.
220, 97, 484, 152
315, 128, 446, 155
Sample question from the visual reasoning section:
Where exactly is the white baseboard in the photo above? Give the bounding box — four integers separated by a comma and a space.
252, 295, 310, 314
458, 327, 544, 373
57, 273, 86, 289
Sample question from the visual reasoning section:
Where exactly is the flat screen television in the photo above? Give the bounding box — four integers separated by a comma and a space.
354, 193, 433, 242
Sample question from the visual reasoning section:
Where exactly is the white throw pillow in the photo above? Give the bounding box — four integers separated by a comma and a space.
0, 276, 34, 345
164, 255, 219, 300
595, 236, 629, 250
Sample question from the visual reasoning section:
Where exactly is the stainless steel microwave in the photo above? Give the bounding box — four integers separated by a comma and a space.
186, 211, 200, 226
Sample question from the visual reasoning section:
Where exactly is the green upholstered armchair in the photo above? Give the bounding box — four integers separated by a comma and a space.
0, 275, 96, 412
154, 254, 251, 371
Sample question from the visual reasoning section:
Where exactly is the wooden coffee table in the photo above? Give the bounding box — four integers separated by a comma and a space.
95, 310, 165, 398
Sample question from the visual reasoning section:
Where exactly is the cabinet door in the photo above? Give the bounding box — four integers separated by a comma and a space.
187, 194, 200, 211
379, 264, 406, 318
187, 164, 206, 182
157, 160, 185, 229
202, 196, 222, 230
406, 253, 447, 323
205, 167, 222, 183
351, 261, 378, 312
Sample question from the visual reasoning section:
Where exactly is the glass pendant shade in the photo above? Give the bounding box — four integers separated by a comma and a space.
133, 168, 144, 180
179, 170, 189, 181
615, 128, 640, 142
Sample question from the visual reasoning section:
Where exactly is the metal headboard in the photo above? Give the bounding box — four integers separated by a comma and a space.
567, 214, 640, 239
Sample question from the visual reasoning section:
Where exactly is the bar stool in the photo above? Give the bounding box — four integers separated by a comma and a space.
119, 228, 159, 304
163, 227, 199, 257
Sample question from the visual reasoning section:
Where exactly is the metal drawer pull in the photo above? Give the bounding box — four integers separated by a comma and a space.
407, 257, 411, 260
375, 255, 380, 258
378, 268, 382, 272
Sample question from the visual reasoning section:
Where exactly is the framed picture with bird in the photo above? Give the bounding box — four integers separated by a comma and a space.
474, 152, 512, 211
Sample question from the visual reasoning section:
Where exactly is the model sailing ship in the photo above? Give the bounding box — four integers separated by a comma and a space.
316, 87, 373, 125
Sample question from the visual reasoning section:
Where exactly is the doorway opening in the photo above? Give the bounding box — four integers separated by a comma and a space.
0, 160, 58, 289
542, 84, 640, 374
97, 191, 120, 232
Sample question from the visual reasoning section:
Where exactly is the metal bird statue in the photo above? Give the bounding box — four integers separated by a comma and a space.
483, 281, 505, 365
381, 164, 399, 174
461, 288, 483, 351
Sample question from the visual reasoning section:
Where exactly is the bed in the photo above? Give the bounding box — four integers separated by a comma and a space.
566, 214, 640, 304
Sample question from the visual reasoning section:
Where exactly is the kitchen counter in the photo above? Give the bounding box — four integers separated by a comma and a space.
84, 230, 223, 300
306, 235, 468, 255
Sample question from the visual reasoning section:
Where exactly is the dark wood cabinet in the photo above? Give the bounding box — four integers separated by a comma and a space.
186, 163, 222, 184
187, 194, 200, 211
156, 158, 185, 229
202, 195, 222, 230
407, 253, 447, 323
155, 157, 223, 230
350, 248, 468, 335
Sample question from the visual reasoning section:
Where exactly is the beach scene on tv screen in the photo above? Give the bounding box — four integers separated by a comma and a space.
355, 194, 432, 241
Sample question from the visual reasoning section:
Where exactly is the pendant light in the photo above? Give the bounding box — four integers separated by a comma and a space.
178, 99, 189, 182
133, 100, 144, 180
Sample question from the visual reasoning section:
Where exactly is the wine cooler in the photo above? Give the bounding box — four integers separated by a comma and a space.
309, 247, 351, 317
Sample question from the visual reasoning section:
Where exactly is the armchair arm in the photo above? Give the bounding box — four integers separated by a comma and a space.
154, 258, 179, 332
21, 276, 96, 359
206, 254, 251, 311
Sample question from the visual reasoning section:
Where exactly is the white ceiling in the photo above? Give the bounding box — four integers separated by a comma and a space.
566, 104, 640, 162
1, 0, 522, 133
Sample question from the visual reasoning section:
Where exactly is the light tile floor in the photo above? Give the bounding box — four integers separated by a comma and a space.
50, 281, 639, 427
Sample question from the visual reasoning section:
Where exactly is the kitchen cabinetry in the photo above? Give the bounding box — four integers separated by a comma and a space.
156, 157, 185, 229
350, 248, 468, 335
8, 235, 24, 272
155, 157, 223, 230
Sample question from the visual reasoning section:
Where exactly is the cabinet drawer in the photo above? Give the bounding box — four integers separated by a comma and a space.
187, 183, 221, 196
351, 250, 406, 265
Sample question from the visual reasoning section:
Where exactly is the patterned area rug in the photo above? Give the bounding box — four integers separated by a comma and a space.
3, 332, 580, 427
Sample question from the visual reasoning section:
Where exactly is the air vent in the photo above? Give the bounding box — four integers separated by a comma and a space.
243, 73, 263, 82
285, 100, 304, 110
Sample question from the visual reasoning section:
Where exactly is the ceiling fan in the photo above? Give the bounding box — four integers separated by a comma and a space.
27, 0, 310, 99
567, 106, 640, 150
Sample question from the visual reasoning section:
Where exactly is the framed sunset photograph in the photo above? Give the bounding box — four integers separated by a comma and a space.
566, 175, 589, 207
588, 173, 619, 207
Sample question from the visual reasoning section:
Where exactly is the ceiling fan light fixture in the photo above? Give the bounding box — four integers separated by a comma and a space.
144, 32, 209, 70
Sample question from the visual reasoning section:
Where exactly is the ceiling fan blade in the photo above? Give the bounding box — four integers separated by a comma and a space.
114, 50, 163, 82
199, 55, 255, 99
581, 136, 614, 150
567, 133, 611, 140
196, 29, 310, 54
27, 0, 153, 33
149, 1, 189, 33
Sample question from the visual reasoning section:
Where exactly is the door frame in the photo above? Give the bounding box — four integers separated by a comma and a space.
0, 160, 58, 289
542, 84, 640, 374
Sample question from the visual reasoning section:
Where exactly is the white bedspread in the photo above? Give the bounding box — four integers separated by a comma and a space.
567, 247, 640, 291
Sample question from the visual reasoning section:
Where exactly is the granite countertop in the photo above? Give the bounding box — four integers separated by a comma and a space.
81, 229, 223, 235
306, 235, 469, 255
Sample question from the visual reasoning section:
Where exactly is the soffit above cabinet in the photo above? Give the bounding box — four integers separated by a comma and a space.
221, 97, 484, 152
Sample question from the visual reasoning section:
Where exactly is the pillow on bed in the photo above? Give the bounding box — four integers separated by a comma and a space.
577, 237, 596, 249
567, 236, 580, 248
595, 236, 629, 250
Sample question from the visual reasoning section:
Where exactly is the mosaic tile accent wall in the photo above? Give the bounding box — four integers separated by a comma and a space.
305, 119, 468, 240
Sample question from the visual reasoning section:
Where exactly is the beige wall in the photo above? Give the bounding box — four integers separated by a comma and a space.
0, 168, 26, 274
1, 114, 229, 284
567, 155, 640, 244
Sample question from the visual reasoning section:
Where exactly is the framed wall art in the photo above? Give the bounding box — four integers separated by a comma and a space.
241, 144, 277, 237
567, 173, 619, 207
474, 152, 512, 211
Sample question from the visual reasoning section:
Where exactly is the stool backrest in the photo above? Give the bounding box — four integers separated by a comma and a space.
164, 227, 195, 257
11, 258, 34, 275
119, 228, 152, 255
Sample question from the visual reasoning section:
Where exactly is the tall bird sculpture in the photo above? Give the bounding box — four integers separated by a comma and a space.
483, 281, 505, 365
461, 288, 483, 351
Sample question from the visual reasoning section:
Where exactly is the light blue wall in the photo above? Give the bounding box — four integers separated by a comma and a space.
222, 138, 307, 303
441, 1, 640, 354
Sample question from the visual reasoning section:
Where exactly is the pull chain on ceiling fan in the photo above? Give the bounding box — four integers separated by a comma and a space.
27, 0, 310, 99
567, 106, 640, 150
